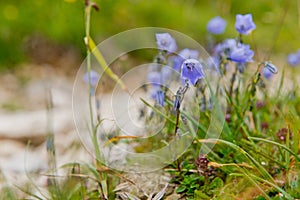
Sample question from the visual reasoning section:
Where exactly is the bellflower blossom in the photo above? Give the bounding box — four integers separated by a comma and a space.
160, 66, 172, 83
83, 70, 100, 87
147, 66, 172, 86
261, 61, 278, 79
147, 66, 172, 102
228, 44, 254, 63
211, 39, 236, 72
172, 48, 199, 71
262, 67, 273, 79
214, 39, 236, 58
155, 33, 177, 53
287, 50, 300, 66
147, 71, 162, 86
181, 59, 205, 85
235, 14, 256, 35
149, 88, 165, 106
207, 16, 227, 34
237, 63, 246, 73
83, 70, 100, 95
179, 48, 199, 60
156, 90, 165, 107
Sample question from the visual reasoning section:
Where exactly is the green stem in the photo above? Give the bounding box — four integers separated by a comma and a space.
85, 4, 95, 130
84, 2, 108, 199
229, 64, 238, 98
84, 1, 102, 169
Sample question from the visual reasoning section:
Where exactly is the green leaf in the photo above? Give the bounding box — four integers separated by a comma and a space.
209, 177, 224, 189
87, 36, 127, 91
176, 186, 186, 193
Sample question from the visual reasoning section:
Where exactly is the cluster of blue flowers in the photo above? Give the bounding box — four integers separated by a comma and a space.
149, 14, 265, 107
207, 14, 256, 36
209, 14, 256, 74
208, 14, 279, 80
148, 33, 205, 106
148, 13, 281, 107
147, 65, 172, 106
82, 13, 281, 110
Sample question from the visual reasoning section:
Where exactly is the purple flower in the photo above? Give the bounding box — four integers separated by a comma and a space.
276, 128, 293, 142
212, 39, 237, 73
207, 16, 227, 34
147, 71, 162, 86
181, 59, 205, 85
171, 56, 182, 71
264, 62, 278, 74
287, 52, 300, 66
171, 49, 199, 71
155, 33, 177, 53
179, 48, 199, 60
83, 70, 99, 87
156, 90, 165, 107
150, 86, 160, 99
149, 87, 165, 106
160, 66, 172, 83
237, 63, 246, 73
262, 67, 273, 79
214, 39, 236, 57
147, 66, 173, 86
261, 62, 278, 79
148, 63, 160, 72
228, 44, 254, 63
235, 14, 256, 35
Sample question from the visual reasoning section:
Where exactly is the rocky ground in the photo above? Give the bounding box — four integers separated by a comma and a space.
0, 63, 172, 199
0, 64, 93, 196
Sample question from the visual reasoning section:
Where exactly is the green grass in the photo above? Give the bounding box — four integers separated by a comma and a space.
0, 0, 300, 69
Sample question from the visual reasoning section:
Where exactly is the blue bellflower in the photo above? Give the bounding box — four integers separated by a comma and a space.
212, 39, 237, 72
155, 33, 177, 53
262, 67, 273, 79
235, 14, 256, 35
147, 66, 172, 86
207, 16, 227, 34
263, 61, 278, 74
147, 71, 162, 86
181, 59, 205, 85
229, 44, 254, 63
149, 87, 165, 106
83, 70, 100, 87
214, 38, 236, 58
261, 61, 278, 79
287, 50, 300, 66
160, 66, 172, 84
179, 48, 199, 60
172, 48, 199, 71
156, 90, 165, 107
147, 66, 172, 105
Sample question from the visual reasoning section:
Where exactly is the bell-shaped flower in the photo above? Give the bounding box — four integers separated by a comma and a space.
207, 16, 227, 34
235, 14, 256, 35
181, 59, 205, 86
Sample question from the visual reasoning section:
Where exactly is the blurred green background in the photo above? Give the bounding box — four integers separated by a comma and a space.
0, 0, 299, 70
